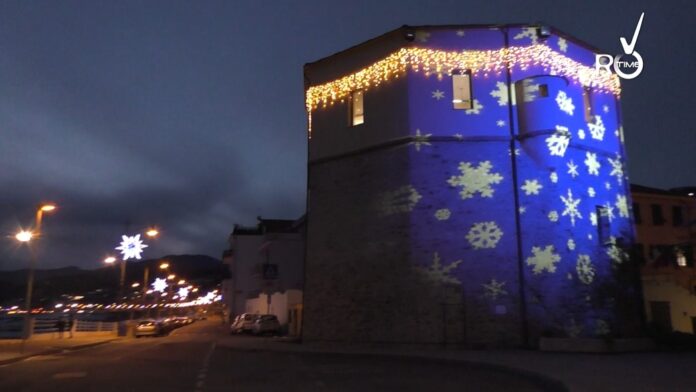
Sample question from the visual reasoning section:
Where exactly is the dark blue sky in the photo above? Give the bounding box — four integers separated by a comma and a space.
1, 0, 693, 269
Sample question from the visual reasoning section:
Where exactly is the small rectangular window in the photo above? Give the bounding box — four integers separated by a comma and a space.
633, 202, 642, 224
597, 205, 611, 244
350, 90, 364, 126
538, 84, 549, 97
673, 205, 684, 227
583, 87, 593, 122
452, 71, 472, 110
651, 204, 665, 226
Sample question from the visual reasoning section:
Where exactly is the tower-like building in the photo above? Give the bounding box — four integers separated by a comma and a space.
303, 25, 643, 346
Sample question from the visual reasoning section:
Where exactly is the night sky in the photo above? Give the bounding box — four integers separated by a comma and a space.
1, 0, 694, 270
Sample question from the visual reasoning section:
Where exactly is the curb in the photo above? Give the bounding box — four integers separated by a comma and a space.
0, 338, 119, 366
216, 340, 568, 392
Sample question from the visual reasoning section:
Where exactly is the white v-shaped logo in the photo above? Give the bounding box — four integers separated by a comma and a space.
620, 12, 644, 55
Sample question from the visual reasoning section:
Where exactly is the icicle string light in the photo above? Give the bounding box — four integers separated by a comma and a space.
305, 44, 620, 112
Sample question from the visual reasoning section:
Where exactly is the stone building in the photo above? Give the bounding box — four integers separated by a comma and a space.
302, 25, 644, 346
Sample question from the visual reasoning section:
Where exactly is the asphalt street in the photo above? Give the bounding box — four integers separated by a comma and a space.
0, 320, 553, 391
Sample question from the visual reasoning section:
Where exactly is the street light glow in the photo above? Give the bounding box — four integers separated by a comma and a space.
40, 204, 56, 212
104, 256, 117, 264
131, 282, 140, 288
146, 228, 159, 237
159, 262, 169, 270
15, 231, 33, 242
178, 279, 186, 285
167, 274, 176, 280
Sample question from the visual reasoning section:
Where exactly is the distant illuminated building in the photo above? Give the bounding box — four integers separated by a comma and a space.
303, 25, 643, 346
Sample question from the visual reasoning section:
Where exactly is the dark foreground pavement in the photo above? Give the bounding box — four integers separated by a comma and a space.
0, 320, 556, 392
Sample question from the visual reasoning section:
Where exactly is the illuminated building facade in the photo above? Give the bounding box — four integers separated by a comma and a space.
303, 25, 643, 346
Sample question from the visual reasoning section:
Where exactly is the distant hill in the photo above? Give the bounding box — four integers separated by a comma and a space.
0, 254, 228, 307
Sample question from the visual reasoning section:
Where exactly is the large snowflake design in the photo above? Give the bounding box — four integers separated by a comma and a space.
116, 234, 148, 260
607, 155, 624, 184
447, 161, 503, 199
588, 115, 606, 141
567, 160, 579, 178
177, 287, 190, 299
521, 179, 543, 195
465, 99, 484, 115
606, 237, 629, 264
546, 125, 571, 157
377, 185, 422, 216
152, 278, 168, 293
584, 152, 601, 175
432, 90, 445, 100
434, 208, 451, 221
560, 189, 582, 226
416, 252, 463, 285
615, 194, 629, 218
513, 27, 538, 44
482, 279, 508, 300
576, 254, 595, 284
490, 82, 509, 106
557, 37, 568, 52
526, 245, 561, 274
411, 129, 432, 152
466, 221, 504, 249
601, 202, 616, 222
555, 91, 575, 115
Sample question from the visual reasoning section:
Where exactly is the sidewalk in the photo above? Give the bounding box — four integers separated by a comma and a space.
217, 334, 696, 392
0, 335, 120, 365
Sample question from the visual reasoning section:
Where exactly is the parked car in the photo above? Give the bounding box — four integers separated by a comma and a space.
251, 314, 281, 336
230, 313, 259, 334
134, 319, 164, 337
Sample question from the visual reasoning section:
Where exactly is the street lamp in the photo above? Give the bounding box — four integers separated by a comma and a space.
146, 228, 159, 238
167, 274, 176, 280
15, 231, 33, 242
104, 256, 117, 265
159, 262, 169, 270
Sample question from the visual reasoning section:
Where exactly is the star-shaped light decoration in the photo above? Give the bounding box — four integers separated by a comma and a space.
115, 234, 148, 260
431, 90, 445, 100
177, 287, 190, 299
152, 278, 168, 293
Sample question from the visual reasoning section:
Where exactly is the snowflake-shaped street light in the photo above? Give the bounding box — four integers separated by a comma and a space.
152, 278, 168, 293
115, 234, 148, 261
177, 287, 189, 300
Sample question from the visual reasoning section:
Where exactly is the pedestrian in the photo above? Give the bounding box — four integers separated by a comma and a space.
56, 318, 66, 339
68, 313, 75, 338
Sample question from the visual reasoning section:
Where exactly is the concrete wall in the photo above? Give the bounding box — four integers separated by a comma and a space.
245, 289, 303, 326
642, 273, 696, 333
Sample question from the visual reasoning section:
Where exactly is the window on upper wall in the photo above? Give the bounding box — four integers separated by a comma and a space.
651, 204, 665, 226
673, 205, 684, 227
452, 70, 472, 110
538, 84, 549, 98
582, 86, 593, 122
633, 202, 642, 224
350, 90, 364, 126
597, 205, 612, 244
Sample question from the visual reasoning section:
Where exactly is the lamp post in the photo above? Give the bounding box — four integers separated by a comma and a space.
17, 203, 56, 341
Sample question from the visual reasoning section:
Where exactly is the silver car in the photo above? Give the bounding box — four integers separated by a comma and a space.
252, 314, 281, 336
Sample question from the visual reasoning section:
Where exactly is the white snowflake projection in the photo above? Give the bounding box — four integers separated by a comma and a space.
432, 90, 445, 100
607, 155, 624, 184
496, 119, 506, 127
557, 37, 568, 52
555, 91, 575, 115
411, 129, 432, 152
546, 126, 571, 157
490, 82, 509, 106
178, 287, 190, 299
482, 279, 508, 300
595, 320, 610, 336
466, 221, 504, 249
589, 212, 598, 226
601, 202, 616, 222
567, 238, 576, 251
415, 30, 431, 42
453, 133, 463, 140
377, 185, 422, 216
577, 129, 586, 140
550, 171, 558, 183
615, 194, 629, 218
456, 30, 466, 37
526, 245, 561, 274
576, 254, 595, 284
565, 319, 583, 338
513, 27, 538, 44
584, 152, 601, 176
464, 99, 484, 115
521, 179, 543, 195
508, 148, 521, 156
447, 161, 503, 200
116, 234, 148, 261
588, 187, 596, 198
434, 209, 451, 221
567, 160, 579, 178
588, 234, 593, 240
519, 206, 527, 214
520, 80, 540, 102
560, 189, 582, 226
605, 181, 612, 190
602, 105, 609, 113
588, 115, 606, 141
416, 252, 463, 285
567, 273, 573, 280
606, 237, 628, 264
152, 278, 168, 293
548, 211, 559, 222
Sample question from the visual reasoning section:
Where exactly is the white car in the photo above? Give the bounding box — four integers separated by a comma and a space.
230, 313, 259, 334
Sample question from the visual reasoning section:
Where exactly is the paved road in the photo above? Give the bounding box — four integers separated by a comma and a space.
0, 320, 553, 391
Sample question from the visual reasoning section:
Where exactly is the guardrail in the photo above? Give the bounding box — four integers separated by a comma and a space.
0, 316, 117, 338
